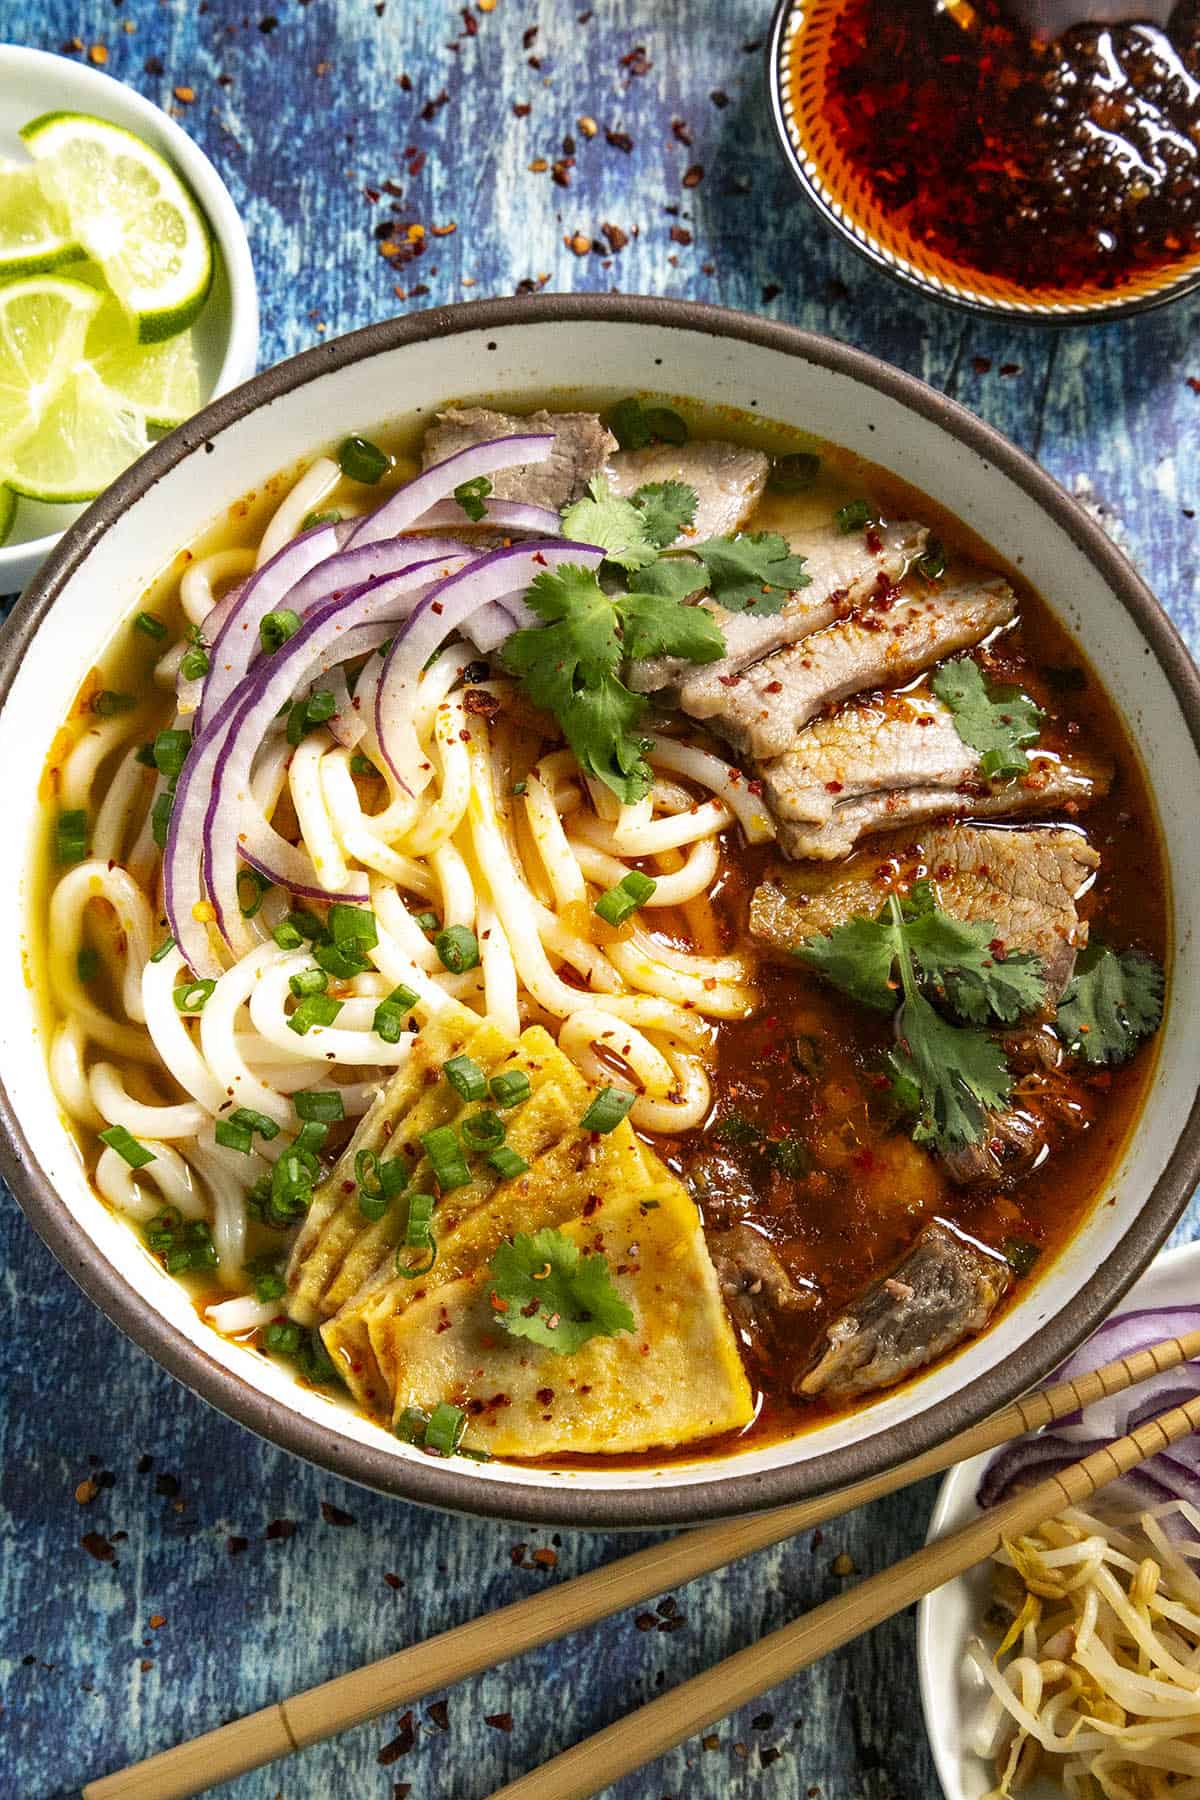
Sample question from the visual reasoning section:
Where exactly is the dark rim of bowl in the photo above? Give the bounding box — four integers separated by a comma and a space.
764, 0, 1200, 329
3, 293, 1200, 1529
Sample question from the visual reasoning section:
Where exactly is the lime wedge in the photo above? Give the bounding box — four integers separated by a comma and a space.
0, 162, 83, 277
4, 362, 149, 503
0, 273, 101, 460
0, 485, 15, 547
20, 112, 213, 343
86, 295, 201, 428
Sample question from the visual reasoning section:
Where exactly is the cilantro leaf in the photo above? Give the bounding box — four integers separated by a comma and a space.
888, 989, 1013, 1152
627, 556, 708, 603
691, 532, 810, 614
903, 909, 1046, 1025
631, 480, 697, 547
561, 477, 659, 571
503, 563, 726, 803
930, 658, 1044, 779
487, 1228, 635, 1354
1056, 942, 1164, 1065
794, 914, 900, 1011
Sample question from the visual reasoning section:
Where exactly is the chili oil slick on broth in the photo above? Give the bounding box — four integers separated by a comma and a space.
31, 394, 1167, 1469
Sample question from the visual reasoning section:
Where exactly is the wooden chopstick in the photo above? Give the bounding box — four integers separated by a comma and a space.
489, 1384, 1200, 1800
80, 1327, 1200, 1800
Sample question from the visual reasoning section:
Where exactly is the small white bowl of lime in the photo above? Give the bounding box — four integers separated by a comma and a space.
0, 45, 259, 596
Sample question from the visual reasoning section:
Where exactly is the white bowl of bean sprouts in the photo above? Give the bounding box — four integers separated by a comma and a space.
2, 296, 1200, 1527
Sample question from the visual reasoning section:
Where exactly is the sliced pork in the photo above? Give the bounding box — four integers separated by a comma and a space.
628, 514, 926, 696
686, 574, 1018, 760
750, 822, 1098, 1008
607, 438, 769, 544
421, 407, 617, 510
761, 692, 1112, 859
798, 1220, 1011, 1400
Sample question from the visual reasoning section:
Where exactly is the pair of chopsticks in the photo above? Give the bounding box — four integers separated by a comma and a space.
76, 1326, 1200, 1800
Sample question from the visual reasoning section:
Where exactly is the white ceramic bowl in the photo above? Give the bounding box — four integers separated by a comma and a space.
2, 296, 1199, 1527
0, 44, 259, 595
917, 1239, 1200, 1800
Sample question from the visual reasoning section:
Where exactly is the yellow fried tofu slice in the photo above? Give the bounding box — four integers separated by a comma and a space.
374, 1177, 754, 1457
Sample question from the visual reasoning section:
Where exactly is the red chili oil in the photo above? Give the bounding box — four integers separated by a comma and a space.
810, 0, 1200, 297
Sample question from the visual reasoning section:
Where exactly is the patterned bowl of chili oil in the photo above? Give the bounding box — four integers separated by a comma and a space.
767, 0, 1200, 324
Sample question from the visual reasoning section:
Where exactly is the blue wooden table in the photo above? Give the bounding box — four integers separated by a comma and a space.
2, 3, 1199, 1796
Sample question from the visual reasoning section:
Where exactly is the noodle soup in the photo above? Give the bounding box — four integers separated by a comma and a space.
33, 396, 1167, 1467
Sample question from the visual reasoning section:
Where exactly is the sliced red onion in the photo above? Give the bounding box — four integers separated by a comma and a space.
322, 664, 365, 749
464, 603, 520, 655
406, 497, 561, 536
203, 556, 468, 961
347, 435, 555, 550
198, 529, 467, 734
977, 1301, 1200, 1511
374, 540, 604, 797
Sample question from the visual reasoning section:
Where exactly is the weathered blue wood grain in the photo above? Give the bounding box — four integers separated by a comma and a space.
0, 0, 1198, 1795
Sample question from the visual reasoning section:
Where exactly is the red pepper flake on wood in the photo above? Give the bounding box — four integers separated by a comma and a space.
711, 88, 730, 107
485, 1711, 514, 1732
377, 1711, 416, 1765
265, 1518, 297, 1542
320, 1501, 356, 1527
601, 222, 628, 251
671, 117, 693, 146
173, 85, 195, 104
620, 44, 652, 76
606, 128, 634, 153
426, 1698, 450, 1731
81, 1531, 116, 1563
682, 163, 704, 188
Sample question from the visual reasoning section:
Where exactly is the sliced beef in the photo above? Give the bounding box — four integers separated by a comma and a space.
421, 407, 617, 511
710, 1225, 819, 1354
798, 1220, 1011, 1400
762, 691, 1112, 858
750, 822, 1098, 1007
628, 515, 926, 697
607, 439, 769, 545
687, 574, 1017, 761
938, 1108, 1047, 1185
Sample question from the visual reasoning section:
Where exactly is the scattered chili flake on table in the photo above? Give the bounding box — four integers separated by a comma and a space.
711, 88, 730, 107
670, 224, 693, 245
378, 1711, 416, 1765
149, 1614, 167, 1630
513, 101, 531, 116
682, 163, 704, 188
89, 43, 108, 64
762, 1747, 783, 1767
485, 1711, 514, 1732
601, 222, 629, 251
265, 1518, 297, 1542
702, 1734, 721, 1751
671, 117, 693, 146
227, 1535, 248, 1556
81, 1531, 116, 1563
426, 1698, 450, 1731
762, 282, 781, 303
173, 85, 195, 103
320, 1501, 356, 1527
606, 127, 634, 152
1187, 377, 1200, 394
620, 44, 652, 76
75, 1476, 99, 1504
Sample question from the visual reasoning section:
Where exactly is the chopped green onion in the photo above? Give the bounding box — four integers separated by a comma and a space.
215, 1117, 254, 1154
372, 1001, 406, 1045
135, 742, 158, 767
356, 1146, 408, 1219
444, 1054, 487, 1103
489, 1069, 531, 1109
99, 1124, 156, 1169
835, 498, 873, 534
259, 609, 302, 653
254, 1269, 286, 1303
237, 868, 272, 918
288, 966, 328, 999
173, 978, 215, 1013
511, 779, 528, 796
918, 537, 948, 581
150, 935, 176, 963
179, 644, 210, 681
297, 1331, 341, 1385
286, 691, 337, 745
405, 1191, 436, 1243
329, 903, 378, 949
76, 947, 100, 983
594, 869, 657, 926
388, 983, 421, 1011
134, 610, 168, 640
263, 1320, 303, 1355
273, 920, 305, 951
91, 688, 137, 716
153, 729, 191, 780
453, 474, 493, 521
55, 809, 87, 865
349, 752, 377, 776
337, 435, 391, 484
414, 910, 440, 932
1003, 1237, 1042, 1277
313, 939, 370, 980
288, 994, 343, 1036
607, 397, 688, 450
424, 1402, 467, 1457
435, 924, 480, 973
421, 1124, 471, 1191
294, 1089, 344, 1123
294, 1120, 329, 1156
301, 508, 342, 532
579, 1086, 635, 1134
768, 451, 822, 493
287, 909, 326, 941
150, 791, 173, 849
488, 1145, 529, 1180
394, 1404, 429, 1444
461, 1109, 505, 1151
229, 1106, 280, 1141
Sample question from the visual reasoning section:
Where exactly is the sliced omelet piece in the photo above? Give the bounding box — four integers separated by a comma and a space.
376, 1176, 755, 1457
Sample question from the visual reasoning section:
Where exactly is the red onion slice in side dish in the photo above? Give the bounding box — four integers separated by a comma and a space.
347, 435, 555, 549
977, 1300, 1200, 1511
405, 497, 562, 537
203, 554, 471, 960
374, 540, 605, 797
